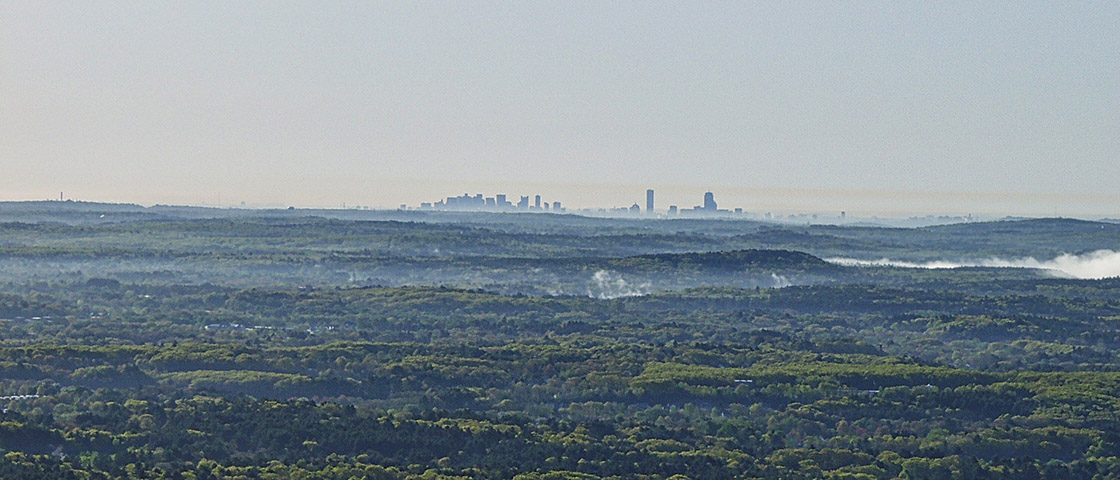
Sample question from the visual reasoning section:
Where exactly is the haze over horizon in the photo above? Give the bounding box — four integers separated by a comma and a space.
3, 2, 1118, 216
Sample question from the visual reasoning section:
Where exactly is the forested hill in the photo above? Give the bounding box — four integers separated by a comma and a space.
0, 212, 1064, 294
924, 217, 1120, 235
606, 249, 835, 272
793, 217, 1120, 260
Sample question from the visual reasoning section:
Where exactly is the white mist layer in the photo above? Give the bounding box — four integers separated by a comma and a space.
827, 249, 1120, 280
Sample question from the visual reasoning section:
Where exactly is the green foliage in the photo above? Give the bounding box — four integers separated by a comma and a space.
1, 206, 1119, 478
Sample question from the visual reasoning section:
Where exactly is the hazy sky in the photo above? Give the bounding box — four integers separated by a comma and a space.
3, 2, 1118, 215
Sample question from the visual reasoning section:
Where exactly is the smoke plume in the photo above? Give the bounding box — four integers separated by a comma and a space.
588, 270, 651, 299
770, 273, 792, 288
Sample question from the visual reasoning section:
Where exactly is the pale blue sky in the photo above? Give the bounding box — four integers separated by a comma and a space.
2, 2, 1118, 215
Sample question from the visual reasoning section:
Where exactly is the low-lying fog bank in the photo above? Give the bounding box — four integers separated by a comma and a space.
828, 249, 1120, 280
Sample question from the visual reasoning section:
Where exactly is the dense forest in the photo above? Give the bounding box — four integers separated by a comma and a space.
1, 202, 1119, 478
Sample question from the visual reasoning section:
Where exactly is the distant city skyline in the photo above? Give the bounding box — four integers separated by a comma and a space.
418, 188, 732, 216
386, 183, 1115, 219
10, 182, 1120, 219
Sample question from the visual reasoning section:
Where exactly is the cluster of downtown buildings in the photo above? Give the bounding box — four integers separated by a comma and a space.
420, 193, 562, 212
417, 190, 742, 216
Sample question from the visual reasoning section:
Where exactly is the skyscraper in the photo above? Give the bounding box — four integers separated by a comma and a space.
646, 189, 654, 213
534, 195, 541, 209
703, 192, 717, 211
